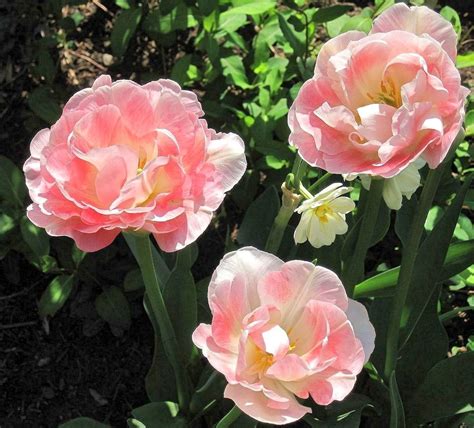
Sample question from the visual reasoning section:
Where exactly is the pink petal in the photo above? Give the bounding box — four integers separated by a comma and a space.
224, 382, 310, 425
206, 132, 247, 193
371, 4, 457, 61
208, 247, 283, 311
266, 354, 310, 382
346, 300, 376, 364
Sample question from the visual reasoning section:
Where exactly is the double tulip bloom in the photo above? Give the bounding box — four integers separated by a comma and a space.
193, 247, 375, 424
289, 4, 468, 179
24, 76, 246, 252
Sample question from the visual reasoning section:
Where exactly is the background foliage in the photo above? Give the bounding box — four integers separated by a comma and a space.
0, 0, 473, 426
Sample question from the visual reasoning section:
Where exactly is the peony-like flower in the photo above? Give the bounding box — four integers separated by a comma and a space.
193, 247, 375, 425
288, 4, 468, 178
294, 183, 355, 248
23, 76, 246, 252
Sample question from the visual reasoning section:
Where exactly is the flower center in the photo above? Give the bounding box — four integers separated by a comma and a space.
247, 346, 274, 376
313, 204, 333, 223
367, 77, 401, 108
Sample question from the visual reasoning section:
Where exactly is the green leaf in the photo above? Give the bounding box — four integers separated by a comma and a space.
440, 6, 461, 39
220, 55, 251, 89
95, 286, 131, 329
313, 5, 352, 23
277, 12, 306, 57
389, 372, 406, 428
354, 239, 474, 299
163, 263, 197, 362
394, 196, 417, 247
28, 87, 61, 124
115, 0, 130, 9
465, 111, 474, 137
39, 274, 75, 317
123, 268, 144, 292
143, 4, 190, 36
457, 52, 474, 69
397, 290, 448, 401
238, 186, 280, 249
341, 15, 372, 34
170, 54, 193, 85
111, 7, 142, 57
190, 370, 226, 414
20, 216, 50, 258
341, 197, 390, 263
221, 1, 275, 16
407, 352, 474, 424
59, 417, 110, 428
0, 213, 15, 235
131, 402, 186, 428
0, 155, 26, 207
400, 175, 473, 345
217, 13, 247, 34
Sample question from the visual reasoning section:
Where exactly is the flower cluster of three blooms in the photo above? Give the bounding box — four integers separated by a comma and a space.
23, 3, 467, 424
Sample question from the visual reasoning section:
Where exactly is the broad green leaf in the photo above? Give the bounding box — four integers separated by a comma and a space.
28, 87, 61, 124
354, 239, 474, 299
407, 352, 474, 424
313, 5, 352, 23
326, 14, 350, 37
389, 372, 406, 428
457, 52, 474, 69
115, 0, 130, 9
341, 196, 390, 264
20, 216, 50, 258
0, 155, 26, 207
217, 13, 247, 34
397, 290, 448, 401
143, 4, 190, 36
59, 417, 110, 428
163, 261, 197, 362
0, 213, 15, 235
189, 369, 226, 414
95, 286, 131, 329
170, 54, 193, 85
465, 110, 474, 137
220, 55, 251, 89
238, 186, 280, 249
220, 1, 275, 16
440, 6, 461, 39
127, 420, 145, 428
131, 402, 186, 428
123, 268, 144, 292
277, 12, 306, 57
394, 196, 418, 247
39, 274, 75, 317
111, 7, 142, 57
400, 175, 473, 344
341, 15, 372, 34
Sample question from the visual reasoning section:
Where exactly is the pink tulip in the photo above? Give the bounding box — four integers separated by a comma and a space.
23, 76, 246, 252
193, 247, 375, 425
288, 4, 468, 178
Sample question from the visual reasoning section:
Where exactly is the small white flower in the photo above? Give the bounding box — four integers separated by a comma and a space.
294, 183, 355, 248
357, 160, 424, 210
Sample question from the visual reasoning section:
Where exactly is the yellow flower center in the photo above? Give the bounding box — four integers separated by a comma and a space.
247, 346, 274, 376
367, 77, 401, 108
313, 204, 333, 223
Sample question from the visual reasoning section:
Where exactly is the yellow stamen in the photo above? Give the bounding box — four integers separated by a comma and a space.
313, 204, 333, 224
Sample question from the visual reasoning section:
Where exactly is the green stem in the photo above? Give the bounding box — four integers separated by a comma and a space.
128, 233, 190, 411
264, 155, 307, 254
384, 167, 445, 380
216, 405, 241, 428
307, 172, 332, 194
342, 178, 385, 296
